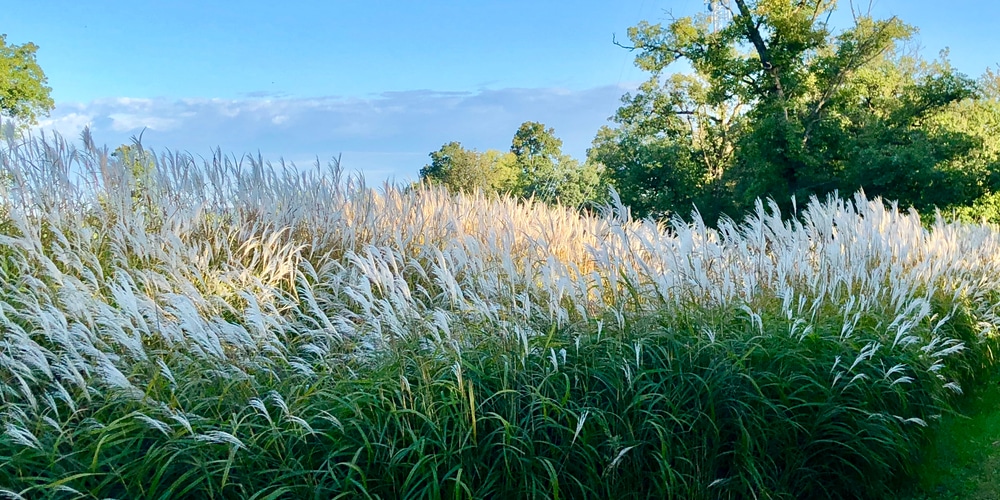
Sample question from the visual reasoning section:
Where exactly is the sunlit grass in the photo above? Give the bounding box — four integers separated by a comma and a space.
2, 128, 1000, 498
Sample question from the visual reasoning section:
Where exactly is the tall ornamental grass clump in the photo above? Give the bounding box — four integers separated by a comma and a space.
1, 128, 1000, 498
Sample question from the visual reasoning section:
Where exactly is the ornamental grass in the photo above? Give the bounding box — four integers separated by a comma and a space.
1, 130, 999, 498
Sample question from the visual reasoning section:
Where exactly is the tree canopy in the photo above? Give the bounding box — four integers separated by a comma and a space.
420, 121, 606, 208
589, 0, 998, 222
0, 34, 54, 127
419, 142, 519, 195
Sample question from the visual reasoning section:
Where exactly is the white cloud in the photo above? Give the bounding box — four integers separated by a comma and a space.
107, 113, 181, 132
35, 111, 94, 137
113, 97, 155, 108
34, 84, 637, 182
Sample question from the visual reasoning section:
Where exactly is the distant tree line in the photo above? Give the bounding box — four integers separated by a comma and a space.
5, 5, 1000, 224
419, 121, 607, 209
422, 0, 1000, 224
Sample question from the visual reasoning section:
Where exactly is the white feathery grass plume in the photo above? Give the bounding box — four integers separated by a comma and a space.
194, 430, 245, 449
168, 411, 193, 435
134, 413, 172, 437
248, 398, 273, 426
6, 128, 1000, 458
606, 445, 637, 473
96, 357, 133, 390
943, 382, 963, 394
4, 423, 41, 450
849, 342, 881, 372
268, 391, 290, 417
156, 358, 176, 388
571, 410, 589, 446
0, 489, 26, 500
41, 414, 61, 433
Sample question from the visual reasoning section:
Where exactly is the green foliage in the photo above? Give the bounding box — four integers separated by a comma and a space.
104, 142, 161, 225
588, 75, 725, 220
511, 121, 564, 200
935, 68, 1000, 224
593, 0, 995, 221
0, 297, 986, 499
509, 121, 606, 208
112, 143, 157, 190
901, 377, 1000, 499
419, 141, 519, 194
421, 122, 606, 209
0, 34, 54, 127
951, 191, 1000, 224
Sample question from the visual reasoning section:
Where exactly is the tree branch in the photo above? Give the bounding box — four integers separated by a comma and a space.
612, 33, 637, 51
732, 0, 790, 121
731, 0, 772, 68
802, 17, 899, 145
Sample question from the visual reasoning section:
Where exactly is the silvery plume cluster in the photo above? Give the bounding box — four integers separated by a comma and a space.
2, 127, 1000, 498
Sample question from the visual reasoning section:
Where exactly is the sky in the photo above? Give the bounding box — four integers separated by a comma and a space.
2, 0, 999, 182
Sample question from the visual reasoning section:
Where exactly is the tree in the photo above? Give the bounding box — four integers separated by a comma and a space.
594, 0, 988, 221
110, 142, 159, 213
589, 119, 709, 220
419, 142, 518, 194
0, 34, 54, 127
938, 67, 1000, 222
421, 124, 606, 209
511, 121, 564, 201
510, 121, 605, 207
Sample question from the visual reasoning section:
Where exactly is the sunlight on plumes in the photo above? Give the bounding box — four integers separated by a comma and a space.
3, 129, 1000, 496
1, 137, 986, 371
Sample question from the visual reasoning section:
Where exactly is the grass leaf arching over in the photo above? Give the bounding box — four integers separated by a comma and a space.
2, 128, 1000, 498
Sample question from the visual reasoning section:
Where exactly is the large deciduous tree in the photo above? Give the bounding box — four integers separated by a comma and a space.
591, 0, 994, 221
420, 142, 519, 194
0, 34, 54, 127
510, 121, 605, 208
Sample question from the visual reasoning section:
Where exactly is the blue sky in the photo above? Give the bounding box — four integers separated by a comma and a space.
3, 0, 999, 181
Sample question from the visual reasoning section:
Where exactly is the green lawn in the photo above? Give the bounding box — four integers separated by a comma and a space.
902, 373, 1000, 499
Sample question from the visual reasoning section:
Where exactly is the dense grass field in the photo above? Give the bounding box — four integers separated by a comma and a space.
2, 130, 1000, 499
